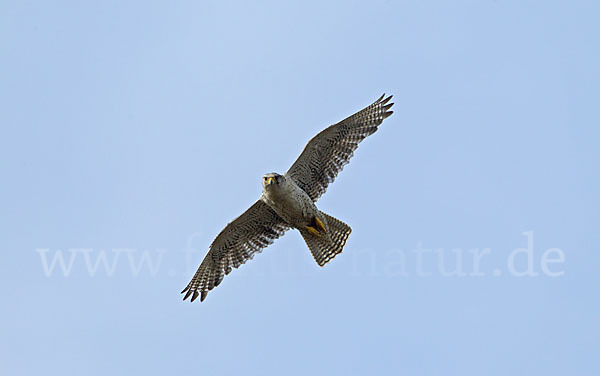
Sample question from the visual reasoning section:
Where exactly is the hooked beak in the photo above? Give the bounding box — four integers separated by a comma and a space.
266, 177, 275, 185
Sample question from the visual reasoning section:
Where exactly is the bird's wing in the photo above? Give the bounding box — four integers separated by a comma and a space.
286, 94, 394, 201
181, 200, 289, 302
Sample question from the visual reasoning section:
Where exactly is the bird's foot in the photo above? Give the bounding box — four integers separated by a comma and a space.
315, 217, 327, 233
306, 216, 327, 236
305, 225, 321, 237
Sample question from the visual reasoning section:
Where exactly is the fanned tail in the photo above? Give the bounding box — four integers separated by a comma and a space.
300, 212, 352, 266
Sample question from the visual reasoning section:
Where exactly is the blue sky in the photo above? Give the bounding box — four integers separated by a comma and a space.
2, 1, 598, 375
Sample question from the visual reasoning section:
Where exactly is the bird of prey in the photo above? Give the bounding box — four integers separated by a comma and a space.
181, 94, 394, 302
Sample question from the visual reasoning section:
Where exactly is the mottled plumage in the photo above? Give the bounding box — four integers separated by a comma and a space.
287, 94, 394, 201
181, 94, 394, 302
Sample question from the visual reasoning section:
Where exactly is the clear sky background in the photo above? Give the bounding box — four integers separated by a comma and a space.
2, 1, 598, 375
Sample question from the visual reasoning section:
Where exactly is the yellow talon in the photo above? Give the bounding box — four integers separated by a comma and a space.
306, 225, 321, 237
315, 217, 327, 233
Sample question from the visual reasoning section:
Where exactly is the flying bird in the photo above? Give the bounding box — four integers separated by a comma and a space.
182, 94, 394, 302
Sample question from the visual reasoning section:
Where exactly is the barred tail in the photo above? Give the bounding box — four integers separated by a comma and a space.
300, 212, 352, 266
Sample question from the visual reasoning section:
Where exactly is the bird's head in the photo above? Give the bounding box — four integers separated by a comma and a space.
262, 172, 284, 189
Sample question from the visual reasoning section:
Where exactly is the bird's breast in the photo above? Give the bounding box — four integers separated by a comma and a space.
261, 183, 315, 227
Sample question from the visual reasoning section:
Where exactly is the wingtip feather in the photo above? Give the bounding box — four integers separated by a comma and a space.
380, 95, 393, 105
183, 288, 194, 301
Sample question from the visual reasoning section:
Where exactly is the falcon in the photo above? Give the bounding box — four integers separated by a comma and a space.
182, 94, 394, 302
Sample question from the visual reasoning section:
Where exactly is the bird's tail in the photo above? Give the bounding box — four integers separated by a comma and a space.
300, 212, 352, 267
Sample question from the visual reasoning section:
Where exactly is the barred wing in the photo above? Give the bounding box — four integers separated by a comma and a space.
181, 200, 289, 302
286, 94, 394, 201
